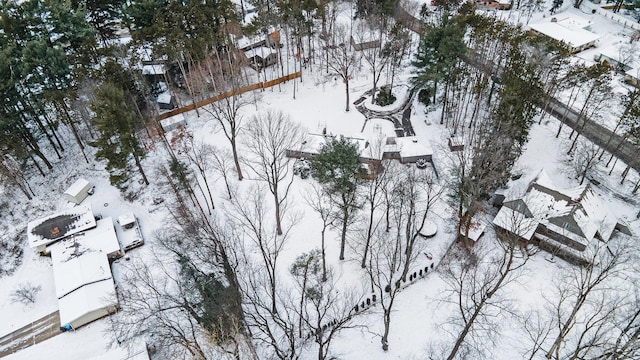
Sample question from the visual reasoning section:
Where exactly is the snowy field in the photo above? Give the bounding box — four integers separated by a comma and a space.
1, 1, 640, 359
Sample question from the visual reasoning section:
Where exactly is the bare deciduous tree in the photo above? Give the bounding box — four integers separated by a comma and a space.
294, 254, 363, 360
204, 51, 250, 181
0, 155, 34, 200
10, 282, 41, 305
441, 227, 535, 360
210, 146, 237, 200
326, 26, 359, 112
243, 110, 305, 235
569, 137, 602, 185
229, 185, 296, 314
303, 183, 336, 281
366, 225, 404, 352
545, 238, 636, 360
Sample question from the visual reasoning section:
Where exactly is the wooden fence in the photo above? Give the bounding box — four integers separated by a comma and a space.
156, 71, 302, 121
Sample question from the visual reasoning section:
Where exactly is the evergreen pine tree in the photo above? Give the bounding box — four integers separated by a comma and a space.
90, 82, 149, 189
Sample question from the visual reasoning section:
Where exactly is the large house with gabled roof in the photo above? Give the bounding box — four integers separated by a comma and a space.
493, 170, 630, 264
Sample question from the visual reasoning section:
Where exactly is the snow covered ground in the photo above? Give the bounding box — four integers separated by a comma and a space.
1, 1, 639, 359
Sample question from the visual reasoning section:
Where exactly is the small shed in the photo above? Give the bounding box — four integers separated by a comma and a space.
159, 114, 186, 132
448, 136, 464, 152
459, 221, 486, 244
157, 93, 175, 110
142, 63, 167, 83
64, 178, 92, 205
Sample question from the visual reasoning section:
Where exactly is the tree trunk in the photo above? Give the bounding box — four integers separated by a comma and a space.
231, 137, 244, 180
339, 205, 348, 260
58, 100, 89, 163
274, 190, 283, 235
446, 299, 486, 360
361, 206, 375, 268
381, 309, 391, 351
201, 171, 216, 210
321, 226, 327, 281
345, 77, 350, 112
132, 151, 149, 185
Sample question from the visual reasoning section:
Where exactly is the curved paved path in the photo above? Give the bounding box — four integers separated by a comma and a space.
354, 87, 417, 137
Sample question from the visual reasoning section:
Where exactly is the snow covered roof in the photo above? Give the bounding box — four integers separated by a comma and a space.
42, 214, 122, 329
550, 13, 594, 30
244, 46, 275, 59
50, 249, 113, 299
298, 133, 369, 158
529, 21, 600, 51
157, 92, 172, 104
118, 213, 136, 227
493, 169, 620, 247
159, 113, 186, 131
493, 200, 539, 240
64, 178, 90, 197
598, 44, 640, 72
58, 276, 117, 328
28, 205, 96, 250
386, 136, 433, 159
142, 64, 166, 76
48, 217, 122, 264
459, 218, 486, 242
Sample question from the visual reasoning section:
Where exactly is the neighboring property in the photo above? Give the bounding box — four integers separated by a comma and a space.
493, 170, 626, 264
596, 43, 640, 88
156, 92, 175, 110
244, 47, 278, 71
26, 206, 146, 329
528, 13, 600, 53
473, 0, 512, 10
236, 30, 282, 71
159, 113, 187, 132
141, 63, 168, 84
63, 178, 93, 205
448, 136, 464, 152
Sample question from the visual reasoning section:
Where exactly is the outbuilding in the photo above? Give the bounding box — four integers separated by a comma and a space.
63, 178, 93, 205
157, 92, 176, 110
159, 114, 187, 132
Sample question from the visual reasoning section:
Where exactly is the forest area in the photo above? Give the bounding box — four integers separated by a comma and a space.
1, 0, 640, 359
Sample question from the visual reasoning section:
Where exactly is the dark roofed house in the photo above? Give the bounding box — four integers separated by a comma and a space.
493, 169, 628, 265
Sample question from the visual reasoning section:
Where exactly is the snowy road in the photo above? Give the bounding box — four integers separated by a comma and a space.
394, 5, 640, 173
0, 311, 60, 358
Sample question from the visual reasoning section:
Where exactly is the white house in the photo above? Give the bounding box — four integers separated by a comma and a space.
528, 13, 600, 53
597, 43, 640, 88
